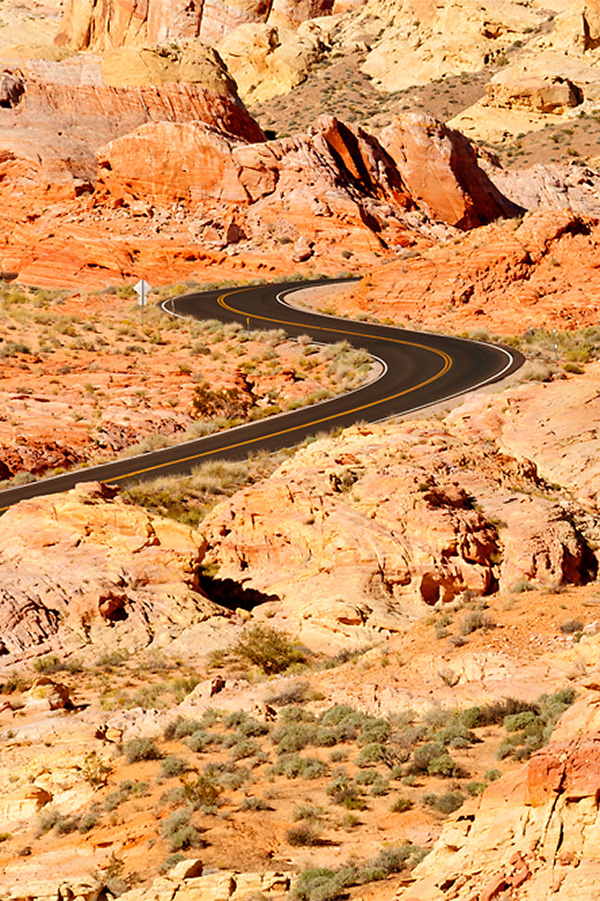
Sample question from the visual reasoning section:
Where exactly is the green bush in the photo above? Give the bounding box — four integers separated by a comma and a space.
390, 796, 413, 813
355, 742, 396, 769
273, 722, 317, 754
271, 753, 327, 780
33, 654, 65, 675
230, 738, 261, 761
160, 808, 203, 851
504, 711, 539, 732
422, 791, 465, 814
560, 619, 584, 634
409, 742, 459, 778
286, 823, 322, 846
291, 866, 355, 901
357, 719, 391, 746
124, 737, 162, 764
160, 756, 188, 778
231, 624, 307, 675
459, 611, 494, 636
178, 773, 222, 810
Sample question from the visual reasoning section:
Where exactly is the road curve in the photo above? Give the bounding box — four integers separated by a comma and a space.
0, 278, 523, 512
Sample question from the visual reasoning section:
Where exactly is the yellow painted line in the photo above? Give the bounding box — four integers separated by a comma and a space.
103, 288, 452, 482
0, 285, 453, 502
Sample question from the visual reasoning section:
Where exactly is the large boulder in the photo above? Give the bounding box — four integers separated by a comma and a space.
380, 113, 522, 229
0, 481, 225, 660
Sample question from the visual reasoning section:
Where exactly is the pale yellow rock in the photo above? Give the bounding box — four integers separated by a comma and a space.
100, 41, 237, 92
219, 22, 325, 103
0, 784, 52, 828
358, 0, 545, 92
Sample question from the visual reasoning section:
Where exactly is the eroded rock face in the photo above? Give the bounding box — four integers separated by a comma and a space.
485, 74, 583, 114
199, 387, 597, 643
54, 0, 333, 49
399, 730, 600, 899
0, 481, 224, 660
0, 49, 263, 206
380, 113, 522, 229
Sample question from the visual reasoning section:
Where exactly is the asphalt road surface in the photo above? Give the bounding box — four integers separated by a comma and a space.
0, 278, 524, 511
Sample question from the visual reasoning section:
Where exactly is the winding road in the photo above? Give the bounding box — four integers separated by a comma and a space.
0, 278, 523, 512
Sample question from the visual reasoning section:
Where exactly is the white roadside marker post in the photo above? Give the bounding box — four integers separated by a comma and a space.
134, 279, 152, 328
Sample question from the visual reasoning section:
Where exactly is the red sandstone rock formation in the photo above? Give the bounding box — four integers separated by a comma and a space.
54, 0, 334, 49
399, 728, 600, 899
0, 482, 225, 661
380, 113, 523, 229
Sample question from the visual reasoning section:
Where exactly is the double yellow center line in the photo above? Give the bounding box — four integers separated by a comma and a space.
3, 287, 453, 496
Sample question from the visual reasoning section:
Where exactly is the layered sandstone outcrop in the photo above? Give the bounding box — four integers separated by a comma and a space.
380, 114, 522, 228
93, 112, 517, 253
399, 729, 600, 899
339, 209, 600, 335
0, 46, 263, 205
358, 0, 545, 93
199, 370, 599, 644
54, 0, 334, 49
0, 481, 225, 661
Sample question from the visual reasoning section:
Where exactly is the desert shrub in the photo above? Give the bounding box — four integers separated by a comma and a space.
355, 742, 397, 769
236, 717, 269, 738
437, 722, 477, 749
332, 787, 367, 811
354, 768, 379, 786
319, 705, 358, 727
422, 791, 465, 814
178, 773, 222, 811
231, 625, 307, 675
465, 698, 536, 728
313, 726, 341, 747
390, 796, 413, 813
104, 790, 129, 811
459, 611, 494, 636
291, 866, 355, 901
357, 718, 391, 746
160, 808, 203, 851
280, 705, 316, 724
230, 738, 261, 761
54, 815, 80, 835
159, 852, 186, 874
286, 823, 322, 846
504, 711, 539, 732
359, 842, 424, 881
409, 742, 459, 778
564, 362, 584, 374
37, 808, 61, 835
273, 722, 317, 754
33, 654, 65, 675
240, 797, 272, 811
81, 751, 113, 787
187, 730, 213, 752
560, 619, 584, 634
78, 811, 100, 833
160, 756, 188, 778
484, 768, 501, 782
124, 737, 162, 764
294, 804, 325, 821
271, 753, 327, 780
466, 781, 487, 797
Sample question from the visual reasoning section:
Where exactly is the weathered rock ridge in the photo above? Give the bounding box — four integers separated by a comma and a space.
199, 366, 600, 644
399, 725, 600, 899
54, 0, 334, 49
0, 46, 263, 205
0, 481, 225, 661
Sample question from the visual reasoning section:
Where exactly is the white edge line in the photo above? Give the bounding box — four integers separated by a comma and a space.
0, 283, 516, 499
277, 284, 516, 418
0, 288, 388, 498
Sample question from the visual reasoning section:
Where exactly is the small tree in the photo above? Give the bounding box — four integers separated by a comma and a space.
232, 624, 307, 675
